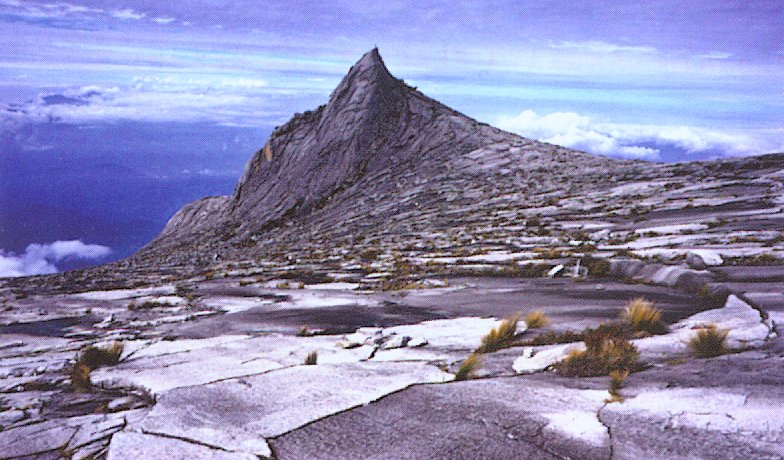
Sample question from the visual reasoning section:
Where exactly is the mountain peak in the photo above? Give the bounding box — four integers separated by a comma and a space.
327, 48, 398, 106
354, 47, 385, 70
147, 49, 535, 250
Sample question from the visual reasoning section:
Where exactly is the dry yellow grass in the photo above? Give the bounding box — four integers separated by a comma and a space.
70, 363, 92, 392
454, 353, 482, 381
690, 325, 728, 358
622, 298, 666, 335
478, 315, 520, 353
524, 310, 550, 329
608, 369, 630, 400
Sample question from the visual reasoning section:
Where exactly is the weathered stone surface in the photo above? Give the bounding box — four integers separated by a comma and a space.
139, 361, 451, 456
686, 249, 724, 268
92, 334, 374, 394
272, 377, 611, 460
601, 388, 784, 459
107, 432, 258, 460
0, 410, 145, 459
671, 294, 775, 349
1, 48, 783, 460
513, 343, 586, 374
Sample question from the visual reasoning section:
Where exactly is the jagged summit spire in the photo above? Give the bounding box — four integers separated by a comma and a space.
353, 47, 386, 71
327, 48, 398, 106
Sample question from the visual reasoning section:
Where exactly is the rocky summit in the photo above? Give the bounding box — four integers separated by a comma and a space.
1, 49, 783, 460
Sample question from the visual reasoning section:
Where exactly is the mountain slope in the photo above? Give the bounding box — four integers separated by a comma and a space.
125, 48, 783, 278
145, 49, 618, 252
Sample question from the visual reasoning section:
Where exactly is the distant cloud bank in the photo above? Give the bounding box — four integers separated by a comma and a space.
0, 240, 111, 278
496, 109, 773, 161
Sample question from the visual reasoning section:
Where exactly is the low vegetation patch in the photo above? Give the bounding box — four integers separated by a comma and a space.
305, 351, 318, 365
128, 300, 175, 310
380, 279, 426, 291
690, 325, 728, 358
454, 353, 481, 381
524, 310, 549, 329
478, 315, 521, 353
622, 298, 666, 335
607, 369, 629, 402
519, 330, 584, 347
70, 342, 123, 391
725, 253, 781, 266
78, 342, 123, 369
555, 324, 639, 377
70, 363, 92, 392
584, 257, 612, 277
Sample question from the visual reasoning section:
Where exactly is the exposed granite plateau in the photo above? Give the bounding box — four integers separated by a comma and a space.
1, 49, 783, 459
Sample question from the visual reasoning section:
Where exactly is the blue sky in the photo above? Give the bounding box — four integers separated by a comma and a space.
2, 0, 783, 159
1, 0, 783, 275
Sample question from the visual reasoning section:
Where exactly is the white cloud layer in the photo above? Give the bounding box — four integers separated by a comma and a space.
496, 109, 775, 160
0, 240, 111, 278
549, 40, 656, 55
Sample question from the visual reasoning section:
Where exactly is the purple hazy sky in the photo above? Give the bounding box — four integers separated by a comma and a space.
1, 0, 783, 160
1, 1, 783, 276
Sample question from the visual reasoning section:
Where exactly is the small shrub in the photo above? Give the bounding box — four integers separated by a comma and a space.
454, 353, 481, 381
608, 369, 629, 401
520, 330, 584, 347
555, 324, 639, 377
694, 285, 730, 308
478, 315, 521, 353
78, 342, 123, 370
129, 300, 173, 311
690, 325, 728, 358
359, 248, 381, 262
70, 363, 92, 392
304, 351, 318, 365
524, 310, 549, 329
297, 326, 311, 337
585, 257, 612, 277
622, 298, 666, 335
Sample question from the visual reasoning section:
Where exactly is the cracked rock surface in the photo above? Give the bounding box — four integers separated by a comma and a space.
1, 49, 783, 459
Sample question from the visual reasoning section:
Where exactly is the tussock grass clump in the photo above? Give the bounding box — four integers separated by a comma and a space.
524, 310, 550, 329
520, 330, 584, 347
622, 298, 666, 335
555, 324, 639, 377
297, 326, 311, 337
585, 257, 612, 277
454, 353, 481, 381
70, 342, 123, 391
70, 363, 92, 392
478, 315, 521, 353
78, 342, 123, 370
690, 325, 728, 358
304, 351, 318, 365
608, 369, 629, 402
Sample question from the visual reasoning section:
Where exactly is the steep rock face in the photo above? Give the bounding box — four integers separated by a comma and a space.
231, 48, 407, 224
150, 48, 530, 247
155, 196, 230, 240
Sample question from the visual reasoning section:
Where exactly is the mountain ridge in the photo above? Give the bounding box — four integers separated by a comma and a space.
146, 48, 604, 252
117, 48, 783, 280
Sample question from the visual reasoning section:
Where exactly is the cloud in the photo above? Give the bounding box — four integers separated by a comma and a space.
496, 109, 772, 160
153, 17, 176, 25
110, 9, 145, 21
549, 40, 656, 55
3, 75, 287, 127
698, 52, 733, 60
0, 240, 111, 278
497, 110, 660, 160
